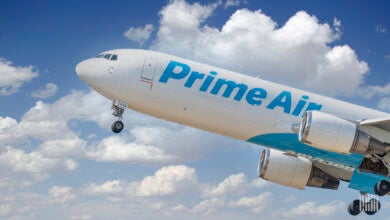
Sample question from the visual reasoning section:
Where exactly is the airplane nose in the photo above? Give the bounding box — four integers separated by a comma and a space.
75, 60, 90, 80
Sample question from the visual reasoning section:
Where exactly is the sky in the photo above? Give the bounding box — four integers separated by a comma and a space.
0, 0, 390, 219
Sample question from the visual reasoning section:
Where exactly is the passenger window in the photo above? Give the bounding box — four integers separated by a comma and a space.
111, 54, 118, 60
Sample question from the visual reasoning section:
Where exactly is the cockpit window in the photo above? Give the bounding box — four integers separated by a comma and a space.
111, 54, 118, 60
96, 53, 118, 61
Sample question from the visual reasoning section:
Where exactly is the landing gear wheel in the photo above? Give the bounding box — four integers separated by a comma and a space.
111, 99, 127, 134
374, 180, 390, 196
111, 121, 124, 133
348, 200, 362, 216
364, 199, 381, 215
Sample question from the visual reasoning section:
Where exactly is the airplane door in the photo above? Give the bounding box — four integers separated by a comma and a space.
141, 57, 156, 81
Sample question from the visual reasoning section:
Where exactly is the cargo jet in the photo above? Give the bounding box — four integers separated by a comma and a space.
76, 49, 390, 216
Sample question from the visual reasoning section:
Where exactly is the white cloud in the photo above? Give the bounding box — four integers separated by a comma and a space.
0, 146, 78, 188
84, 165, 199, 198
38, 138, 87, 158
376, 24, 388, 33
32, 82, 58, 99
333, 17, 342, 39
152, 1, 369, 97
204, 173, 247, 197
249, 178, 268, 188
88, 125, 226, 165
0, 192, 46, 218
361, 83, 390, 98
282, 200, 344, 217
87, 135, 178, 165
0, 90, 109, 155
191, 197, 225, 216
124, 24, 154, 46
137, 165, 199, 197
228, 192, 272, 213
0, 58, 38, 95
0, 117, 17, 138
224, 0, 245, 9
0, 203, 11, 217
84, 180, 128, 196
378, 97, 390, 111
49, 186, 76, 203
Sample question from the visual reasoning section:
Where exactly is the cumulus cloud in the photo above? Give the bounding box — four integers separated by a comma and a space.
84, 180, 127, 196
0, 58, 38, 95
356, 83, 390, 111
88, 125, 226, 165
0, 192, 47, 218
282, 200, 344, 217
228, 192, 272, 213
32, 82, 58, 99
204, 173, 247, 197
202, 173, 268, 199
124, 24, 154, 46
137, 165, 198, 197
151, 0, 369, 97
49, 186, 76, 203
191, 197, 225, 216
84, 165, 199, 198
0, 146, 78, 188
87, 134, 178, 165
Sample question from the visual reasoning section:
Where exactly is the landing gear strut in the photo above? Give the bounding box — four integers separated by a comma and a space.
111, 99, 127, 133
347, 192, 381, 216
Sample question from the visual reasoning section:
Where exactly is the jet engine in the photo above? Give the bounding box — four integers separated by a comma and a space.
258, 148, 339, 190
299, 111, 386, 155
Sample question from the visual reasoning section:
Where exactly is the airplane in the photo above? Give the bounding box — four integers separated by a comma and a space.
76, 49, 390, 216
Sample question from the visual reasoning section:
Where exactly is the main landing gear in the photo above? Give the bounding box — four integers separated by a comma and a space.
111, 99, 127, 133
347, 180, 390, 216
348, 192, 381, 216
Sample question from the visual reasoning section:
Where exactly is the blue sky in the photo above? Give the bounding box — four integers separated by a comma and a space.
0, 0, 389, 219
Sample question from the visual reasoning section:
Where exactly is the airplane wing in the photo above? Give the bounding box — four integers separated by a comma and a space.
359, 117, 390, 144
360, 117, 390, 132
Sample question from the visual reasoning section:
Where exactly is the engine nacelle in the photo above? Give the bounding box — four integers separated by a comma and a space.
258, 148, 339, 190
299, 111, 385, 155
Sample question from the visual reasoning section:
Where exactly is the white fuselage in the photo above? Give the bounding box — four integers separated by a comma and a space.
76, 49, 390, 165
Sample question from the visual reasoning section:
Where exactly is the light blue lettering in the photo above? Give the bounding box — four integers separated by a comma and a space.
159, 61, 324, 117
210, 79, 248, 101
200, 71, 217, 92
184, 71, 205, 88
266, 91, 292, 113
159, 61, 190, 83
246, 88, 267, 106
291, 95, 309, 116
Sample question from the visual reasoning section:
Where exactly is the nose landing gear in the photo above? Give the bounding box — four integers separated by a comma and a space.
111, 99, 127, 133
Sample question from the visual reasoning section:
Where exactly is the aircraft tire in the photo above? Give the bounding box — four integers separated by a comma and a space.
364, 199, 380, 215
348, 200, 362, 216
111, 121, 124, 133
374, 180, 390, 196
